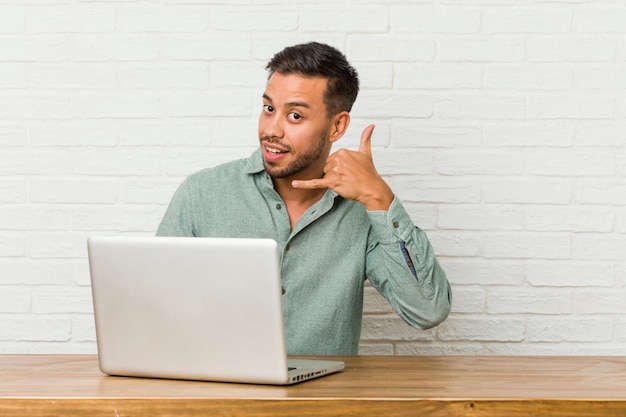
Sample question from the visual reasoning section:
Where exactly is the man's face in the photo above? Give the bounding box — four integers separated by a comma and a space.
258, 72, 333, 180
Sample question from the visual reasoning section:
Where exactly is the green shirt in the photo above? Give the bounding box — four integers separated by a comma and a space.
156, 149, 452, 355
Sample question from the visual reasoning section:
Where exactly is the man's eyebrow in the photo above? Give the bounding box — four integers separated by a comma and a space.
261, 94, 310, 109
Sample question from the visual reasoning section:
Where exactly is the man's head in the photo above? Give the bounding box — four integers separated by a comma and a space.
265, 42, 359, 118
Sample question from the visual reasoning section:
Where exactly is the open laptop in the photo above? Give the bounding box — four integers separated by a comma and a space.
87, 235, 344, 385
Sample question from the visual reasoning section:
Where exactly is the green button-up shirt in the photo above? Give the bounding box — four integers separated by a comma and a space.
156, 149, 451, 355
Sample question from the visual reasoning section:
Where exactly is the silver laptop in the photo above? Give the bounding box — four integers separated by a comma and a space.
87, 235, 344, 385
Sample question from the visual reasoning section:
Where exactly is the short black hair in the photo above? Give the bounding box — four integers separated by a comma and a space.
265, 42, 359, 116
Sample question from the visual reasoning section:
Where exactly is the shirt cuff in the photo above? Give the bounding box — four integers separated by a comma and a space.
366, 196, 416, 244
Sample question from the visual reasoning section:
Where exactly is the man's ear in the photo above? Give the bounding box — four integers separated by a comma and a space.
329, 111, 350, 143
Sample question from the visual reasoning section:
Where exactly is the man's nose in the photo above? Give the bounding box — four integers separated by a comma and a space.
262, 113, 284, 139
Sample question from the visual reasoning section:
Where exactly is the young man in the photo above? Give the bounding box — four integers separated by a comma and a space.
157, 42, 452, 355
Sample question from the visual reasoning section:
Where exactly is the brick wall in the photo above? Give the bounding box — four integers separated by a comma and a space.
1, 1, 625, 355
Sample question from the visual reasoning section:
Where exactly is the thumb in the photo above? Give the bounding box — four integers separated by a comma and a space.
359, 124, 375, 156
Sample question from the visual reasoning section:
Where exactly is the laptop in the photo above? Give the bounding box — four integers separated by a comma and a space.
87, 235, 344, 385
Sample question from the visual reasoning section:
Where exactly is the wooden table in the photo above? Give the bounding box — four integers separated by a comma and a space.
1, 355, 625, 416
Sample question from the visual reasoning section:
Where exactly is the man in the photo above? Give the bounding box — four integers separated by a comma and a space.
157, 42, 452, 355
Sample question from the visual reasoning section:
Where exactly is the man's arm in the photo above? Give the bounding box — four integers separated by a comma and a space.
293, 124, 452, 329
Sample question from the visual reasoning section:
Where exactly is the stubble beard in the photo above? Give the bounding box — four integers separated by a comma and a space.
262, 131, 329, 179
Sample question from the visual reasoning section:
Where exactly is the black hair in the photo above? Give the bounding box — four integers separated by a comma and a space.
265, 42, 360, 116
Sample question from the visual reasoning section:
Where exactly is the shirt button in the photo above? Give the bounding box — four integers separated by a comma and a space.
282, 287, 286, 295
393, 221, 399, 228
285, 244, 290, 251
276, 203, 282, 210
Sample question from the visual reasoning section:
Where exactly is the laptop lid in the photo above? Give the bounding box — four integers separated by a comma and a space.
87, 236, 343, 385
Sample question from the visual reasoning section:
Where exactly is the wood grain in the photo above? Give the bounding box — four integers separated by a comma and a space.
1, 355, 625, 416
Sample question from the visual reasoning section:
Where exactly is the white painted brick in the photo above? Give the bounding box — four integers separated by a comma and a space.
253, 36, 345, 61
71, 259, 91, 287
348, 36, 435, 62
0, 35, 70, 62
0, 63, 27, 88
484, 64, 572, 89
0, 259, 71, 285
438, 317, 525, 342
357, 63, 393, 90
0, 126, 27, 146
483, 179, 573, 204
526, 206, 613, 232
0, 6, 24, 33
300, 7, 388, 33
164, 147, 255, 177
120, 121, 210, 147
0, 317, 71, 342
392, 178, 480, 203
74, 35, 161, 62
527, 317, 613, 342
391, 6, 480, 33
572, 290, 626, 315
437, 36, 524, 62
30, 64, 116, 90
72, 206, 162, 232
482, 233, 571, 259
210, 9, 297, 31
25, 5, 116, 33
0, 287, 31, 313
435, 95, 526, 120
396, 343, 484, 356
0, 180, 26, 203
482, 7, 572, 33
352, 91, 432, 119
578, 122, 625, 147
402, 203, 437, 231
395, 64, 483, 89
527, 94, 614, 119
72, 315, 96, 342
26, 232, 88, 259
527, 36, 615, 62
0, 206, 69, 231
435, 150, 525, 175
163, 90, 251, 117
29, 179, 118, 204
484, 122, 573, 147
617, 208, 626, 233
361, 314, 435, 341
427, 231, 481, 257
165, 35, 251, 61
578, 180, 626, 205
526, 261, 614, 288
374, 149, 433, 175
573, 233, 626, 261
72, 93, 160, 119
73, 148, 162, 176
574, 65, 626, 89
527, 149, 614, 177
439, 205, 524, 231
118, 64, 209, 89
441, 259, 525, 286
210, 62, 265, 89
0, 150, 71, 175
487, 288, 571, 314
119, 5, 208, 32
392, 123, 482, 148
363, 286, 393, 314
574, 7, 626, 33
617, 319, 626, 342
358, 343, 394, 355
0, 234, 25, 257
450, 287, 485, 314
206, 118, 258, 148
29, 121, 119, 147
32, 287, 93, 314
616, 264, 626, 288
0, 95, 70, 120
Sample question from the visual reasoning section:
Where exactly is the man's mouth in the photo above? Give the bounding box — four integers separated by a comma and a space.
266, 145, 287, 154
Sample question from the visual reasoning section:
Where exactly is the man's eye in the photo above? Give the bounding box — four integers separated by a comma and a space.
263, 105, 274, 113
289, 112, 301, 121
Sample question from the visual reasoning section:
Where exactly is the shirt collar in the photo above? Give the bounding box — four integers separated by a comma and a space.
243, 148, 340, 200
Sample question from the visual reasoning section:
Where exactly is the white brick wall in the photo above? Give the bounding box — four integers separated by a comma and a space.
1, 0, 625, 356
